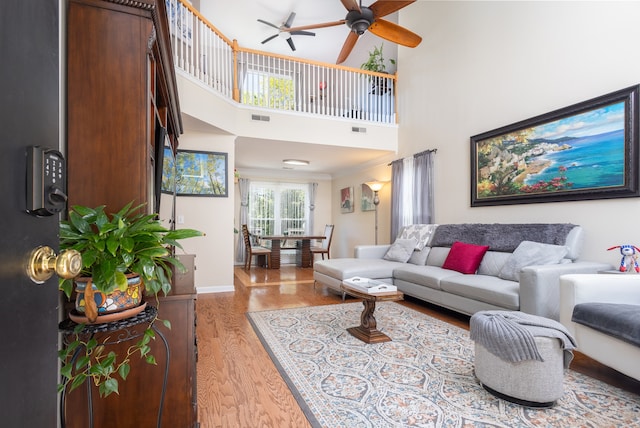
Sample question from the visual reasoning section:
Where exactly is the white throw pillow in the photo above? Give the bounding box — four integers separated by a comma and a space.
498, 241, 569, 281
383, 238, 418, 263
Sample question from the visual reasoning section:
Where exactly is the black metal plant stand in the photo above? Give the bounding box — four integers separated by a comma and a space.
58, 305, 170, 428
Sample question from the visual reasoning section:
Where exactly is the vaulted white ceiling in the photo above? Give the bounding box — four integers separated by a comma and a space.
187, 0, 421, 176
201, 0, 402, 66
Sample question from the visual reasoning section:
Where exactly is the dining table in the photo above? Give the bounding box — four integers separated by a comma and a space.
258, 234, 326, 269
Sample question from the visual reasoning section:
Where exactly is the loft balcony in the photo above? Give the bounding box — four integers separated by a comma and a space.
167, 0, 400, 127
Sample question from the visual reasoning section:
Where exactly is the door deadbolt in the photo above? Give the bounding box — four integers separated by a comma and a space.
27, 246, 82, 284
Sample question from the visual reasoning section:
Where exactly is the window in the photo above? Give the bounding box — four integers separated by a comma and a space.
248, 182, 308, 236
242, 69, 295, 110
390, 150, 436, 240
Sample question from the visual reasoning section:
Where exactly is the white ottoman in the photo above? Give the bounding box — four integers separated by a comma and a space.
474, 335, 565, 407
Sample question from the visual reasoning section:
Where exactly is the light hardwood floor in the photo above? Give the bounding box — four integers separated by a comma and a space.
195, 266, 640, 427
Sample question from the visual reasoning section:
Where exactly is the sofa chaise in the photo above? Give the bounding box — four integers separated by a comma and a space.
314, 223, 611, 321
559, 274, 640, 381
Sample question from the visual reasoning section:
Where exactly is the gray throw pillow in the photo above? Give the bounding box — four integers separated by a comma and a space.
383, 238, 418, 263
498, 240, 569, 281
477, 251, 512, 276
408, 247, 431, 265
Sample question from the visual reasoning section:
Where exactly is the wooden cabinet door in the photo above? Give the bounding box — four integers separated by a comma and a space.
67, 0, 152, 213
61, 295, 197, 427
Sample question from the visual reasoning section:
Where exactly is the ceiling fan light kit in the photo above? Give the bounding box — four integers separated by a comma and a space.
346, 7, 374, 35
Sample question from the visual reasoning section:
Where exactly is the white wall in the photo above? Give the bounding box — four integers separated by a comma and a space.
176, 1, 640, 269
331, 162, 394, 258
160, 132, 236, 291
389, 1, 640, 265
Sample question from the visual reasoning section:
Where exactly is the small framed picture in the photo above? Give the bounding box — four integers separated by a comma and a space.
361, 184, 375, 211
340, 186, 354, 213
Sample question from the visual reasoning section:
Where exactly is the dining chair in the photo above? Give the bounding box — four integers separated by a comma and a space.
310, 224, 334, 266
242, 224, 272, 269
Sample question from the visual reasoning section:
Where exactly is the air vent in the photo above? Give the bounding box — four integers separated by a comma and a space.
251, 114, 270, 122
352, 126, 366, 133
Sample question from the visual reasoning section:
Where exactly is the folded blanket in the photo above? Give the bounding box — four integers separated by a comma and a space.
470, 310, 576, 368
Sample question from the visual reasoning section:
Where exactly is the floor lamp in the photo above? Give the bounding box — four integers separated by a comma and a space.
365, 181, 386, 245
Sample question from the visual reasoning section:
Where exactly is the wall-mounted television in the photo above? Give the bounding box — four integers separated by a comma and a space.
161, 149, 228, 197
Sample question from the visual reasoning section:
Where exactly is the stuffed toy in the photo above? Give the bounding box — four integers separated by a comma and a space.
607, 245, 640, 272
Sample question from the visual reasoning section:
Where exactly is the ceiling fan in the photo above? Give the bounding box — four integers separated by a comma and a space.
258, 12, 315, 52
285, 0, 422, 64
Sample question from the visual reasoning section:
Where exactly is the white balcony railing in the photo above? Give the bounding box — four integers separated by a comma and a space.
165, 0, 398, 124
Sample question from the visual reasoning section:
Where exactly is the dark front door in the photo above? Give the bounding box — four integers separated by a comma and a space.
1, 1, 62, 425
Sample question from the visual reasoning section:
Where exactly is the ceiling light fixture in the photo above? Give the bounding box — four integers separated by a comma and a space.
283, 159, 309, 166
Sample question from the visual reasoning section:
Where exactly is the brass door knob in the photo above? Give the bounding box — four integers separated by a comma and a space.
27, 246, 82, 284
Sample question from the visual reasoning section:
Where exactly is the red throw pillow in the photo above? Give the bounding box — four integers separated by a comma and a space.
442, 241, 490, 274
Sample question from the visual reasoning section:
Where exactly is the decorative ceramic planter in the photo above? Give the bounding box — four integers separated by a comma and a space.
74, 273, 143, 316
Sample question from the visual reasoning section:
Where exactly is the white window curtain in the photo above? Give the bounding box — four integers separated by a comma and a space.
390, 158, 405, 241
308, 182, 318, 234
412, 150, 435, 225
236, 177, 250, 263
390, 149, 436, 240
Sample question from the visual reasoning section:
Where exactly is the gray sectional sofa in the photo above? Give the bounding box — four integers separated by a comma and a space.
314, 223, 612, 321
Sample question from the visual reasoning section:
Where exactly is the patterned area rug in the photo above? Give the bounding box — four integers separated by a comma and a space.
247, 302, 640, 427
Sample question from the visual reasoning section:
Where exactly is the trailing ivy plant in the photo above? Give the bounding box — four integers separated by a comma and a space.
58, 321, 164, 397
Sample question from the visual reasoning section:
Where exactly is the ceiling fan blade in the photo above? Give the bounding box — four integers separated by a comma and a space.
368, 19, 422, 47
261, 34, 279, 44
286, 37, 296, 51
370, 0, 416, 18
336, 31, 360, 64
284, 12, 296, 28
290, 30, 316, 37
341, 0, 361, 13
286, 20, 346, 32
257, 19, 280, 30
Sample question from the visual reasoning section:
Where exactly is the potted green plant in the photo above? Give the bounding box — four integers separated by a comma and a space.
57, 201, 203, 397
360, 43, 395, 95
360, 43, 395, 74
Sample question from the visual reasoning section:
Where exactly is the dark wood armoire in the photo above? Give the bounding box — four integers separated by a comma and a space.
66, 0, 181, 213
64, 0, 197, 426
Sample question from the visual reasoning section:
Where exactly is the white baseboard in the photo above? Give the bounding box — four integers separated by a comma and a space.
197, 285, 234, 294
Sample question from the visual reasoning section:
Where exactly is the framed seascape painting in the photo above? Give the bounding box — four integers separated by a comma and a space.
361, 184, 375, 211
341, 186, 354, 213
162, 149, 228, 197
471, 85, 639, 206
